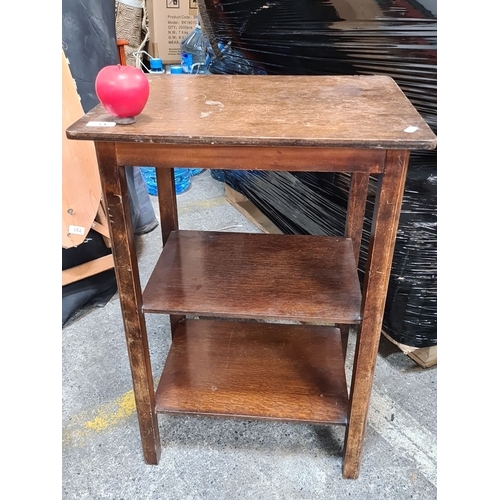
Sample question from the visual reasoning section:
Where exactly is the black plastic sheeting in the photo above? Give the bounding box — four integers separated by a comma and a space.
62, 0, 119, 113
203, 0, 437, 347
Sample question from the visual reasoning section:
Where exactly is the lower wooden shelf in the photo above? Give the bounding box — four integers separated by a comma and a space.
155, 319, 349, 425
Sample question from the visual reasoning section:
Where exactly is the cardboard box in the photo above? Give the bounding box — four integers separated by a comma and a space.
145, 0, 198, 64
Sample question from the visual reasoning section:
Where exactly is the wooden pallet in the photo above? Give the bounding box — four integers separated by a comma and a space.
381, 331, 437, 368
225, 184, 437, 369
225, 185, 282, 234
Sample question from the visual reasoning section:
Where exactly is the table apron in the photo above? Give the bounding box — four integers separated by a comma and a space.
113, 143, 386, 173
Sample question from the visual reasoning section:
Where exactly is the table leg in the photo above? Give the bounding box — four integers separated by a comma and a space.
342, 150, 410, 479
338, 172, 371, 357
95, 142, 161, 465
156, 168, 179, 246
345, 172, 370, 267
156, 167, 185, 335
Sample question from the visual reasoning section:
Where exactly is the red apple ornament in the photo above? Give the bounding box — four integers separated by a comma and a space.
95, 65, 149, 124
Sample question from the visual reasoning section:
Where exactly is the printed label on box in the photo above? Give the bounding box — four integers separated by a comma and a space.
146, 0, 198, 63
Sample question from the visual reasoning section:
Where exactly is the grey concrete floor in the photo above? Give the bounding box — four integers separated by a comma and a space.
62, 171, 437, 499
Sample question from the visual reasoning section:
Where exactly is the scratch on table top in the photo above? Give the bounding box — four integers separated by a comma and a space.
225, 328, 234, 370
205, 100, 224, 108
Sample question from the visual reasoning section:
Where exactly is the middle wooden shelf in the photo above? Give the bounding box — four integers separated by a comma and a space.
142, 230, 362, 324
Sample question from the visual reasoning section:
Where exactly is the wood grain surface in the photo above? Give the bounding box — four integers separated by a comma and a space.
142, 230, 362, 324
67, 74, 437, 150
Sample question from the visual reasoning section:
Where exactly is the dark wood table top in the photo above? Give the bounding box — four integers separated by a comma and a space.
66, 74, 437, 150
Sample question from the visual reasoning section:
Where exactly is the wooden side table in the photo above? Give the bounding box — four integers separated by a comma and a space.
66, 74, 437, 479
